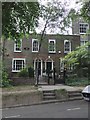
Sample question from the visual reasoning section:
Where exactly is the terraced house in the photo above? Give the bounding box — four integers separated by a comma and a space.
3, 15, 90, 85
4, 33, 80, 85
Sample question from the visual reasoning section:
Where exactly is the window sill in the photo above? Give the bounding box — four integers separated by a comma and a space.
32, 51, 39, 53
12, 70, 20, 72
14, 51, 22, 53
48, 51, 56, 53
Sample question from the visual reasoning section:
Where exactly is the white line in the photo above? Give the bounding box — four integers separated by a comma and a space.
67, 107, 80, 111
4, 115, 21, 118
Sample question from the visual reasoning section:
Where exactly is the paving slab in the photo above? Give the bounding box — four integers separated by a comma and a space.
38, 84, 84, 91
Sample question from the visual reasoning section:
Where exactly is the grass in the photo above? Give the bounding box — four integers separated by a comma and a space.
2, 85, 38, 92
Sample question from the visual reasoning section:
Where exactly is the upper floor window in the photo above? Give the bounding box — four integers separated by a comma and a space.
80, 41, 88, 46
64, 40, 71, 53
80, 35, 88, 46
79, 23, 89, 34
12, 58, 26, 72
48, 39, 56, 53
32, 39, 39, 52
14, 40, 22, 52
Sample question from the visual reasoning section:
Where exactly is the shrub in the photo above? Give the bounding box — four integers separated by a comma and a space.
1, 71, 11, 87
18, 66, 34, 78
65, 77, 89, 86
28, 66, 34, 78
18, 68, 29, 77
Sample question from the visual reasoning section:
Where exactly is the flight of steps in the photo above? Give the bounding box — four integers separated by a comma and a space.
42, 89, 83, 101
67, 90, 83, 100
43, 90, 56, 100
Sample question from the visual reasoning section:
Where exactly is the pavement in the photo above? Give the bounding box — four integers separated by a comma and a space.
38, 84, 84, 91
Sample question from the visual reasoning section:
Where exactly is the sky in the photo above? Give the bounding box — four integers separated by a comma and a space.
36, 0, 82, 35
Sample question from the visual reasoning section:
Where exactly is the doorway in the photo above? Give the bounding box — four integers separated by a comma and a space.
34, 59, 42, 76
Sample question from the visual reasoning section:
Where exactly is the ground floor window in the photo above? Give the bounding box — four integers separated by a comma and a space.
12, 58, 26, 72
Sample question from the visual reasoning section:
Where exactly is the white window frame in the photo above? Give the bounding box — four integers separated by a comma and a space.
32, 39, 39, 52
64, 40, 71, 53
14, 39, 22, 52
79, 23, 89, 34
48, 39, 56, 53
12, 58, 26, 72
80, 41, 88, 46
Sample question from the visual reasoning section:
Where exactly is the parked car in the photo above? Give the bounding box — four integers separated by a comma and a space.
82, 85, 90, 101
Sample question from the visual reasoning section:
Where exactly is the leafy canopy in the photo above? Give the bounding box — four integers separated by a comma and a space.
2, 2, 40, 40
64, 42, 90, 66
80, 0, 90, 22
40, 0, 72, 34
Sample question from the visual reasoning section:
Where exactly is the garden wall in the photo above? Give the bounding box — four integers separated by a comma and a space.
2, 91, 42, 108
10, 77, 35, 86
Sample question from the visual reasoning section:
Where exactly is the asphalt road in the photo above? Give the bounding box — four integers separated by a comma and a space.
2, 100, 89, 118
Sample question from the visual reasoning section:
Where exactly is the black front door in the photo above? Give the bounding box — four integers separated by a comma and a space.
46, 62, 52, 72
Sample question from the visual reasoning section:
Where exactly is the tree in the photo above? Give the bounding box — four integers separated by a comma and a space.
1, 2, 40, 61
2, 2, 40, 39
63, 42, 90, 77
34, 0, 73, 85
1, 2, 40, 86
80, 0, 90, 22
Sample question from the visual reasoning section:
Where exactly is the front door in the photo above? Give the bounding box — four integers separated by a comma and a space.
46, 62, 52, 72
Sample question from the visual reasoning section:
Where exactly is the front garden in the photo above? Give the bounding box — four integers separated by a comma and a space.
64, 42, 90, 87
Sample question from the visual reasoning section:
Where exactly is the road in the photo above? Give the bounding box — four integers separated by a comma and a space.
2, 100, 89, 118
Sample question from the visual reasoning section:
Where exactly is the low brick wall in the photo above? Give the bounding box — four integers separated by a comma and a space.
2, 91, 42, 108
10, 77, 35, 86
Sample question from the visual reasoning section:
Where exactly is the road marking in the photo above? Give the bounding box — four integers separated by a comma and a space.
4, 115, 21, 118
67, 107, 80, 111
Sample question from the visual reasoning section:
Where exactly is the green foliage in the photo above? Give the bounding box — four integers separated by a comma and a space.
64, 42, 90, 68
18, 66, 34, 78
55, 89, 67, 94
18, 68, 29, 78
1, 71, 11, 87
28, 66, 34, 78
80, 1, 90, 22
2, 2, 40, 40
40, 0, 72, 33
66, 77, 90, 86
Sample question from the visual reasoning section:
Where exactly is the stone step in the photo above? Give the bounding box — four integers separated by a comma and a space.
68, 91, 82, 98
68, 93, 82, 97
68, 90, 81, 93
43, 90, 55, 93
69, 96, 83, 100
43, 95, 56, 100
43, 92, 55, 96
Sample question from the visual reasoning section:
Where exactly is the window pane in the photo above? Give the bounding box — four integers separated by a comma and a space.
33, 41, 38, 51
49, 41, 55, 52
15, 41, 22, 51
16, 60, 22, 70
65, 42, 70, 52
79, 24, 88, 33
